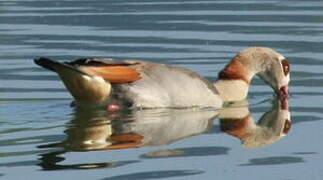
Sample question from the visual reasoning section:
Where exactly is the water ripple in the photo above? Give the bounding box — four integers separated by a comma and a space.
0, 0, 322, 179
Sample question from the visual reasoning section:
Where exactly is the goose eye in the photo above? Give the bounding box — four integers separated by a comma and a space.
283, 119, 291, 134
281, 59, 290, 76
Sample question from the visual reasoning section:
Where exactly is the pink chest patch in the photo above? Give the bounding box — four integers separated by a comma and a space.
107, 104, 121, 111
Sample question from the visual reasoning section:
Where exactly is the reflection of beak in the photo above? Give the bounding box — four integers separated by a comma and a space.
280, 98, 289, 110
279, 85, 289, 99
279, 86, 289, 110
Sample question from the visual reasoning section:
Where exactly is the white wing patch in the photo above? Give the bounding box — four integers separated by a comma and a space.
126, 66, 222, 108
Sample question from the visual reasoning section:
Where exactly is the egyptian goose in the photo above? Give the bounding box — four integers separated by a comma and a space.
34, 47, 290, 109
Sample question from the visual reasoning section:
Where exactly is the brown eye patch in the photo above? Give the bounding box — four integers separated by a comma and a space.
281, 59, 290, 76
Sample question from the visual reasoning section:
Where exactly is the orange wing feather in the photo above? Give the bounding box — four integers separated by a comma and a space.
81, 65, 141, 83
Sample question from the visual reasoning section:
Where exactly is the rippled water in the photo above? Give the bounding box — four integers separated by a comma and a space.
1, 0, 323, 179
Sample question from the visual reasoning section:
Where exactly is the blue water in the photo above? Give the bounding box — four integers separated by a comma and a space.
1, 0, 323, 179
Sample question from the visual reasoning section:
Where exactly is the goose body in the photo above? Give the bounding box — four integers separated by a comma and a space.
112, 61, 223, 108
34, 47, 290, 109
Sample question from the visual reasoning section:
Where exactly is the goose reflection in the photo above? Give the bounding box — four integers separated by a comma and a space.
40, 108, 218, 151
39, 98, 290, 151
219, 98, 291, 148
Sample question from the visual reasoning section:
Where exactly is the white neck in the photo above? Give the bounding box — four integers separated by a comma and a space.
214, 79, 249, 102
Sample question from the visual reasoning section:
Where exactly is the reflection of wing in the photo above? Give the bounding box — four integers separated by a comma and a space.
219, 98, 291, 148
119, 109, 218, 146
38, 108, 218, 151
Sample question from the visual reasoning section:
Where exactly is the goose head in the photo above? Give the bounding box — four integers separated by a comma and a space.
216, 47, 290, 101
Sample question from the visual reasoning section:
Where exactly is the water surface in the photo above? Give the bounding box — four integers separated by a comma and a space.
1, 0, 323, 179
